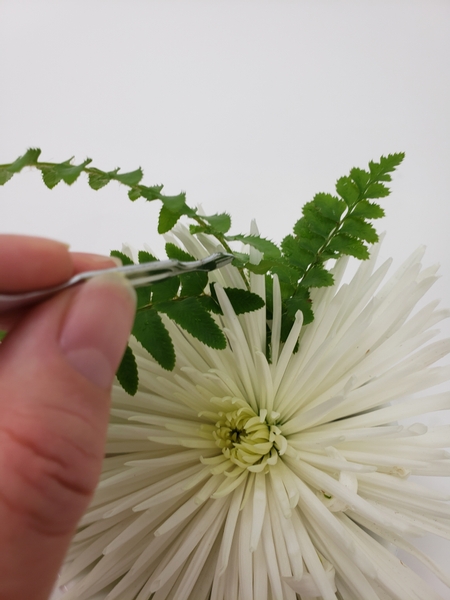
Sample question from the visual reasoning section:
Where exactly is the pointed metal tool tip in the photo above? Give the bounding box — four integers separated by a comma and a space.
202, 252, 235, 271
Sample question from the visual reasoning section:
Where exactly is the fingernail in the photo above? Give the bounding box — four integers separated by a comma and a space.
76, 253, 123, 267
84, 253, 123, 266
59, 274, 136, 388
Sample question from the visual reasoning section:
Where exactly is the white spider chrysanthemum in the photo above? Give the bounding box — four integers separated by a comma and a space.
56, 225, 450, 600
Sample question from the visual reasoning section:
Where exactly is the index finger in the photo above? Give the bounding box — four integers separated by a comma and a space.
0, 235, 121, 330
0, 235, 73, 294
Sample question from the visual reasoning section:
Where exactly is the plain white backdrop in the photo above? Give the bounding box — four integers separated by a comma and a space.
1, 1, 449, 597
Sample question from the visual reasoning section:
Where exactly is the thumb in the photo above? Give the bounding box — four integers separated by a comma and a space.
0, 274, 136, 600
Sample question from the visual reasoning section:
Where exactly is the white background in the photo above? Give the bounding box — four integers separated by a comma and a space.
1, 1, 449, 597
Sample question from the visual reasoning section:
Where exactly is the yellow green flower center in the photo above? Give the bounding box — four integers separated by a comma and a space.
210, 401, 288, 474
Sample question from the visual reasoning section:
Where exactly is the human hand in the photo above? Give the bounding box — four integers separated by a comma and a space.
0, 235, 136, 600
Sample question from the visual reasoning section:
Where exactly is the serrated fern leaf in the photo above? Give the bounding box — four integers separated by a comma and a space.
340, 216, 378, 243
180, 271, 208, 296
300, 265, 334, 288
0, 170, 14, 185
160, 192, 187, 213
88, 169, 117, 190
138, 250, 158, 263
161, 244, 208, 294
0, 148, 42, 187
368, 153, 405, 181
335, 177, 360, 207
202, 213, 232, 234
113, 168, 143, 186
0, 148, 42, 185
351, 200, 385, 219
133, 309, 175, 370
151, 277, 180, 303
282, 235, 315, 272
157, 297, 227, 349
159, 205, 183, 233
278, 152, 404, 330
225, 234, 281, 259
327, 234, 370, 260
116, 345, 139, 396
110, 250, 134, 266
165, 243, 194, 262
222, 287, 265, 315
41, 158, 92, 188
138, 184, 164, 201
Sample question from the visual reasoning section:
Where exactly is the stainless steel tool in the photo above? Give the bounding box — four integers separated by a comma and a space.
0, 252, 234, 312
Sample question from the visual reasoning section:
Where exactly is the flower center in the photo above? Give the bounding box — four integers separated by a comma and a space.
212, 403, 287, 473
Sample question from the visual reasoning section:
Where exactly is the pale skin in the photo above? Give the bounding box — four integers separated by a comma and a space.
0, 235, 137, 600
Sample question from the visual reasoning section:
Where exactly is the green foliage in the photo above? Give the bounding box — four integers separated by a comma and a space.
220, 287, 265, 315
137, 184, 164, 201
138, 250, 158, 263
198, 293, 222, 314
162, 244, 207, 295
339, 216, 378, 244
128, 187, 142, 201
282, 235, 315, 271
327, 233, 370, 260
0, 148, 404, 393
116, 345, 139, 395
368, 153, 405, 180
41, 158, 93, 188
285, 289, 314, 325
351, 200, 385, 219
165, 243, 194, 262
159, 205, 182, 233
8, 148, 41, 172
160, 192, 188, 213
190, 213, 232, 235
133, 309, 175, 371
301, 265, 334, 288
210, 285, 265, 315
274, 152, 404, 341
285, 155, 403, 272
89, 167, 144, 189
0, 170, 14, 185
151, 276, 180, 303
87, 169, 116, 190
136, 285, 153, 309
276, 289, 314, 344
0, 148, 41, 185
157, 297, 227, 349
203, 213, 232, 233
114, 168, 144, 186
110, 250, 133, 266
313, 193, 346, 221
335, 177, 360, 206
225, 234, 281, 259
179, 271, 208, 296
